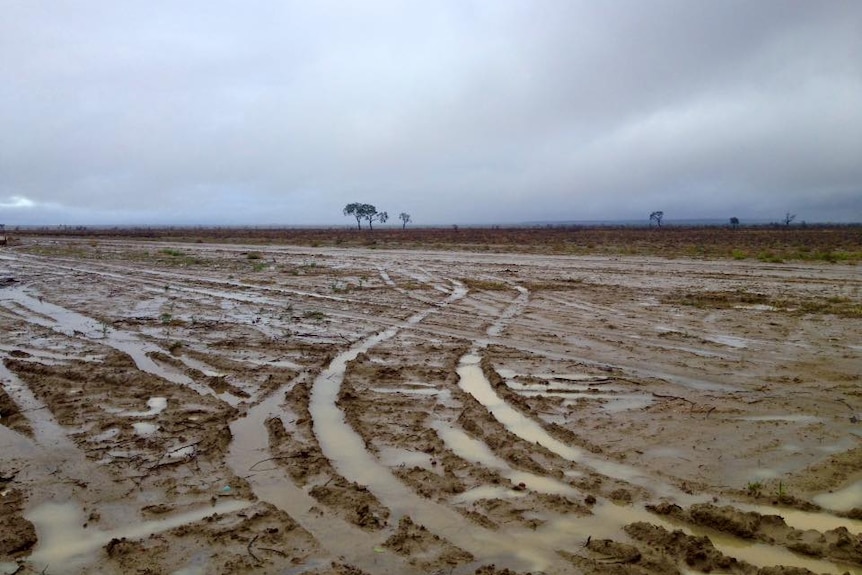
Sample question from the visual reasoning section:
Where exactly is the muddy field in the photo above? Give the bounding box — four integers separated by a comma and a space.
1, 236, 861, 575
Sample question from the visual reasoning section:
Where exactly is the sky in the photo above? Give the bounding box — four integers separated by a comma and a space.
1, 1, 861, 227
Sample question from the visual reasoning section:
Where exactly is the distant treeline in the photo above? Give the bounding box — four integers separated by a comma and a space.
6, 223, 862, 263
6, 221, 861, 233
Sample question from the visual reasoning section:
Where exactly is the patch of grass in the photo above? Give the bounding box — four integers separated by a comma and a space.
246, 251, 262, 260
26, 246, 89, 258
665, 289, 771, 309
757, 251, 784, 263
462, 278, 510, 291
746, 481, 762, 497
667, 290, 862, 318
330, 282, 349, 293
156, 248, 205, 267
788, 296, 862, 318
808, 250, 855, 263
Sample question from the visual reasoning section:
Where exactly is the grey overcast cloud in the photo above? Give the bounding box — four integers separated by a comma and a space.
1, 1, 861, 227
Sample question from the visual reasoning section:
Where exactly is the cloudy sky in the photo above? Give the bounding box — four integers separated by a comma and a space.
2, 1, 861, 226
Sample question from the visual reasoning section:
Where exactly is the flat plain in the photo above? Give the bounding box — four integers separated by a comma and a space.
1, 228, 861, 574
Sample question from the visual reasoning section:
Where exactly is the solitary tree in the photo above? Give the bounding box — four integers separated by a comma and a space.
649, 211, 664, 228
399, 212, 411, 229
344, 202, 367, 230
783, 212, 796, 227
343, 203, 379, 230
729, 217, 740, 229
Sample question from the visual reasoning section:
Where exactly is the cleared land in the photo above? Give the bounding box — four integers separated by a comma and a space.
1, 230, 861, 575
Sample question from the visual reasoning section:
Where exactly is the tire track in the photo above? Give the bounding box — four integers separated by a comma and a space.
308, 282, 571, 572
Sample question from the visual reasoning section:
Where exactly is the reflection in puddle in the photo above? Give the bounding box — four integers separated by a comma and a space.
453, 485, 526, 504
132, 422, 158, 436
433, 421, 582, 496
706, 530, 860, 575
26, 499, 252, 571
814, 479, 862, 513
744, 467, 781, 480
706, 334, 749, 348
734, 304, 777, 311
540, 502, 666, 541
742, 503, 862, 535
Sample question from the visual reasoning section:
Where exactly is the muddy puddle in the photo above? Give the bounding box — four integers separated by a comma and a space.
25, 499, 252, 571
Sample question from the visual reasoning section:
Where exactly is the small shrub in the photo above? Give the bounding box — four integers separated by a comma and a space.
462, 278, 509, 291
746, 481, 762, 496
757, 251, 784, 263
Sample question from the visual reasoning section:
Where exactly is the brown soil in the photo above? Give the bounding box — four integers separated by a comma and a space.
1, 235, 860, 574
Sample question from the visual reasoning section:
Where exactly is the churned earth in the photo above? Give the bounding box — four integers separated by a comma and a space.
0, 236, 860, 575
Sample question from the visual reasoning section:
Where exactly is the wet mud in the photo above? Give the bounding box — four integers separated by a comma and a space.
1, 238, 861, 574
